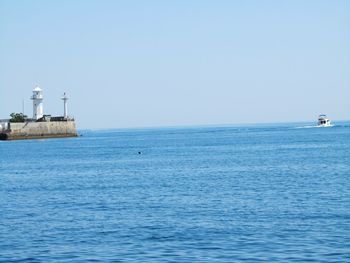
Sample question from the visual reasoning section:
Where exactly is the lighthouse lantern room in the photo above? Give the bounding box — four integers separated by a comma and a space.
31, 86, 44, 120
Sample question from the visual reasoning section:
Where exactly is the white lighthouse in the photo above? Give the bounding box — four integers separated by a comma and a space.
31, 86, 44, 120
61, 92, 69, 119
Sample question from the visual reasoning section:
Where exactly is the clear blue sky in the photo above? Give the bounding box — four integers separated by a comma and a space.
1, 0, 349, 129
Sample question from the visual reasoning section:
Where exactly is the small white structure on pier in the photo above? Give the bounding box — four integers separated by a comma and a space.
61, 92, 69, 119
31, 86, 44, 120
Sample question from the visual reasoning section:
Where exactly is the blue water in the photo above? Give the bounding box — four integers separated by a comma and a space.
1, 123, 350, 262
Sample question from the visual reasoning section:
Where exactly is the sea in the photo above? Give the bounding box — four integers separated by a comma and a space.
1, 122, 349, 262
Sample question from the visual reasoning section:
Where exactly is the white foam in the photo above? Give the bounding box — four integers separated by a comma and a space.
295, 125, 334, 129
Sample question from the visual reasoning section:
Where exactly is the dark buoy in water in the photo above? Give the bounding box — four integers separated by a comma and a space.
138, 151, 142, 154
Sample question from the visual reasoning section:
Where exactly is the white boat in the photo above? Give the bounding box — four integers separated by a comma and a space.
317, 114, 332, 127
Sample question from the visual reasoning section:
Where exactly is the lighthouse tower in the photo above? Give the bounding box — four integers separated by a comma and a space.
61, 92, 69, 119
31, 86, 44, 120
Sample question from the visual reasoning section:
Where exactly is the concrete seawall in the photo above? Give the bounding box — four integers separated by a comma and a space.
0, 121, 77, 140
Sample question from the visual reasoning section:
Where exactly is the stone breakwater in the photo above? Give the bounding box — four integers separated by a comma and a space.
0, 121, 77, 140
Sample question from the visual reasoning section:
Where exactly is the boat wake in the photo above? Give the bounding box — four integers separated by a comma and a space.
295, 125, 318, 129
295, 125, 334, 129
